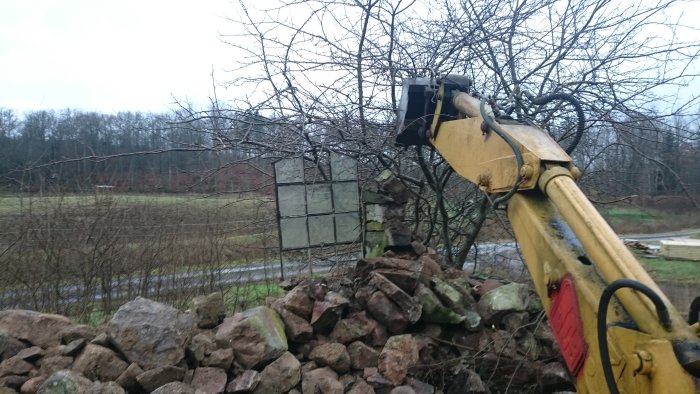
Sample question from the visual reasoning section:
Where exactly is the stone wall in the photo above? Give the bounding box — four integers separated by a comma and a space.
363, 171, 414, 258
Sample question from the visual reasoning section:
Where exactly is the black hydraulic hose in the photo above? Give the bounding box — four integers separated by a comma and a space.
689, 296, 700, 325
597, 279, 672, 394
530, 93, 585, 155
479, 97, 523, 208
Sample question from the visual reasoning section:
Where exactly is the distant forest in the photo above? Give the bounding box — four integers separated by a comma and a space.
0, 108, 274, 194
1, 106, 699, 201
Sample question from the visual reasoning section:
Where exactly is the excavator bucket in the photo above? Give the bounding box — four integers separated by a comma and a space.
396, 75, 472, 147
396, 78, 437, 146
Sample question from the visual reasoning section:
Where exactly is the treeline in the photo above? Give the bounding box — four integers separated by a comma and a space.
1, 106, 699, 200
575, 114, 700, 201
0, 108, 273, 194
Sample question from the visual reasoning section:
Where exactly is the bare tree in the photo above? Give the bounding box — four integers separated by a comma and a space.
176, 0, 700, 265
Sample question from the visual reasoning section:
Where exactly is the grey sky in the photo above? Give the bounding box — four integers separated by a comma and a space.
1, 1, 698, 115
0, 0, 231, 113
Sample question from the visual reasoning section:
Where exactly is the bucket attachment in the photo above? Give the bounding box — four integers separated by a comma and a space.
395, 75, 471, 147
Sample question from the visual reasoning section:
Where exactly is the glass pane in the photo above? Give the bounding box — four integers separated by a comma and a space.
280, 217, 308, 249
333, 182, 359, 213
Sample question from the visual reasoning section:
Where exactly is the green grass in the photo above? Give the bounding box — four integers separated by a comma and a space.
638, 255, 700, 283
600, 208, 657, 222
0, 193, 273, 215
224, 282, 284, 312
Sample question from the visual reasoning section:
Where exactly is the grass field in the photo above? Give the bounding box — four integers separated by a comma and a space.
599, 206, 700, 234
637, 255, 700, 283
0, 193, 273, 215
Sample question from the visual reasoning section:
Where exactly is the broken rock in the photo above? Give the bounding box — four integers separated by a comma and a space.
253, 352, 301, 394
191, 367, 227, 394
72, 344, 128, 382
150, 382, 197, 394
378, 335, 419, 386
477, 282, 529, 324
329, 317, 370, 344
370, 273, 421, 324
0, 310, 75, 349
347, 378, 376, 394
192, 292, 226, 329
0, 356, 33, 377
115, 363, 143, 393
107, 297, 193, 370
215, 306, 287, 369
301, 367, 343, 394
366, 291, 409, 334
309, 343, 350, 374
414, 283, 465, 325
202, 348, 234, 370
135, 366, 186, 393
37, 370, 93, 394
226, 370, 260, 393
271, 300, 313, 343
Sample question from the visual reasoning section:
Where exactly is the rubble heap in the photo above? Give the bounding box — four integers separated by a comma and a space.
0, 174, 575, 393
0, 244, 574, 394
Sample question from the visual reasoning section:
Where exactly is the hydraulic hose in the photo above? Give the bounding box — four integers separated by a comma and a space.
597, 279, 671, 394
479, 97, 523, 207
689, 296, 700, 325
529, 93, 585, 155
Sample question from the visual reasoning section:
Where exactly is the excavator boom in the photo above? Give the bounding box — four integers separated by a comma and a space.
396, 76, 700, 393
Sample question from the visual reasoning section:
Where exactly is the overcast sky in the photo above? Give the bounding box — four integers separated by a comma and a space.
1, 1, 698, 115
0, 0, 233, 114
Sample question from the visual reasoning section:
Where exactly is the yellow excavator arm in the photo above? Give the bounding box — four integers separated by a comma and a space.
396, 76, 700, 393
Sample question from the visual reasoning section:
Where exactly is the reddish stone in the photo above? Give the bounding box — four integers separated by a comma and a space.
309, 343, 350, 374
14, 347, 44, 363
476, 279, 503, 296
329, 318, 369, 344
136, 366, 186, 393
365, 291, 408, 334
115, 363, 144, 393
281, 286, 315, 320
20, 376, 46, 394
253, 352, 301, 394
191, 367, 227, 394
226, 370, 260, 393
370, 273, 421, 323
378, 335, 419, 386
0, 310, 75, 348
202, 348, 234, 370
72, 344, 128, 382
347, 378, 376, 394
38, 356, 73, 377
272, 300, 313, 343
301, 367, 343, 394
0, 357, 33, 377
347, 341, 379, 370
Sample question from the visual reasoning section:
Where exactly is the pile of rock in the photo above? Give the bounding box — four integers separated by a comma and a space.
0, 244, 574, 394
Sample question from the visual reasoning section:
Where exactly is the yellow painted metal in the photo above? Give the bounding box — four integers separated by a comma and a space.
431, 118, 527, 192
605, 328, 697, 393
508, 192, 697, 393
424, 81, 699, 391
538, 166, 695, 341
430, 104, 570, 193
